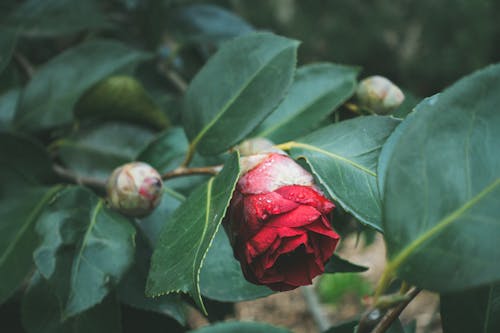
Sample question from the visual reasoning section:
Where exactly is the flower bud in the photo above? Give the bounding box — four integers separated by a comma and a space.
106, 162, 163, 217
356, 75, 405, 114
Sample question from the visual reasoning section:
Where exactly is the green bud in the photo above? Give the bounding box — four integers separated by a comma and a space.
356, 76, 405, 114
107, 162, 163, 217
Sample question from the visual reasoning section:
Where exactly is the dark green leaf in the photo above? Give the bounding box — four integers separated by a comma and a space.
287, 116, 400, 230
33, 186, 136, 317
183, 32, 298, 155
189, 321, 292, 333
0, 132, 54, 193
57, 122, 155, 181
13, 39, 150, 132
118, 228, 186, 325
4, 0, 111, 37
22, 273, 122, 333
0, 89, 20, 130
322, 320, 357, 333
0, 186, 62, 304
172, 4, 254, 44
75, 75, 169, 130
255, 63, 359, 143
383, 64, 500, 292
146, 152, 240, 313
440, 283, 500, 333
200, 228, 273, 302
324, 254, 368, 273
0, 29, 17, 74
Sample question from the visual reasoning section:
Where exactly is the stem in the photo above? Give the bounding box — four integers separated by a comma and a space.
14, 52, 35, 78
162, 165, 222, 180
53, 164, 106, 192
302, 285, 331, 332
373, 265, 396, 300
181, 143, 197, 168
372, 288, 421, 333
274, 141, 296, 151
159, 62, 188, 93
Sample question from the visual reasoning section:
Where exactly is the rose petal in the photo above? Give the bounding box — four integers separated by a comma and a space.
263, 233, 308, 269
275, 185, 335, 214
266, 205, 322, 228
244, 191, 299, 220
305, 216, 340, 238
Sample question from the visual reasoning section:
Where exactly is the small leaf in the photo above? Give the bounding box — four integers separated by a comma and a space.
183, 32, 299, 155
146, 152, 240, 313
189, 321, 292, 333
33, 186, 136, 317
57, 122, 155, 181
171, 4, 254, 44
440, 283, 500, 333
0, 186, 62, 304
382, 64, 500, 292
255, 63, 359, 143
0, 28, 18, 74
200, 228, 273, 302
13, 39, 150, 132
324, 254, 369, 273
286, 116, 400, 230
75, 75, 170, 130
22, 273, 122, 333
4, 0, 111, 37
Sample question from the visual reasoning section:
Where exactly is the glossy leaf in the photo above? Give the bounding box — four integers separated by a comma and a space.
200, 228, 273, 302
189, 321, 292, 333
22, 274, 122, 333
183, 32, 298, 155
0, 29, 17, 74
4, 0, 110, 37
146, 152, 240, 313
324, 254, 369, 274
255, 63, 359, 143
382, 64, 500, 292
57, 123, 155, 181
172, 4, 254, 44
0, 89, 20, 130
0, 132, 54, 193
14, 39, 150, 131
440, 283, 500, 333
0, 186, 62, 304
33, 186, 136, 317
286, 116, 400, 230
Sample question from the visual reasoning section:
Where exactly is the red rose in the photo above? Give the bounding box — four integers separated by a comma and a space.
224, 152, 340, 291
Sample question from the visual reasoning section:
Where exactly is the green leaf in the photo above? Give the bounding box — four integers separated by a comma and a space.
200, 228, 273, 302
382, 64, 500, 292
255, 63, 359, 143
33, 186, 136, 318
57, 122, 155, 181
146, 152, 240, 313
4, 0, 111, 37
22, 273, 122, 333
118, 227, 186, 325
322, 320, 357, 333
171, 4, 254, 45
183, 32, 299, 155
324, 254, 369, 273
0, 186, 62, 304
286, 116, 400, 230
0, 132, 54, 193
0, 29, 18, 74
440, 283, 500, 333
0, 89, 20, 130
189, 321, 292, 333
75, 75, 170, 130
13, 39, 150, 132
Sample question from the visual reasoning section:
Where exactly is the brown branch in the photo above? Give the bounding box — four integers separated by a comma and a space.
372, 288, 421, 333
162, 165, 222, 180
53, 164, 106, 192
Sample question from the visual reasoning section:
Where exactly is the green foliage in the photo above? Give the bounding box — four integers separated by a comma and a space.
189, 321, 292, 333
317, 273, 372, 305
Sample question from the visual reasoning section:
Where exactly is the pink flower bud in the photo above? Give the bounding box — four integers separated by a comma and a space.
224, 150, 340, 291
356, 75, 405, 114
107, 162, 163, 217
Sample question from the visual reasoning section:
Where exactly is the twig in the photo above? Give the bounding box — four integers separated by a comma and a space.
53, 164, 106, 192
372, 288, 421, 333
162, 165, 222, 180
302, 285, 331, 332
159, 62, 188, 93
14, 52, 35, 78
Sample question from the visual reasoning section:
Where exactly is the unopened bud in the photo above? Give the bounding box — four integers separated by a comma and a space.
107, 162, 163, 217
356, 76, 405, 114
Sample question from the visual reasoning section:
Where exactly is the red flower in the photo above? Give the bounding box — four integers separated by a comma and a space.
224, 152, 340, 291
